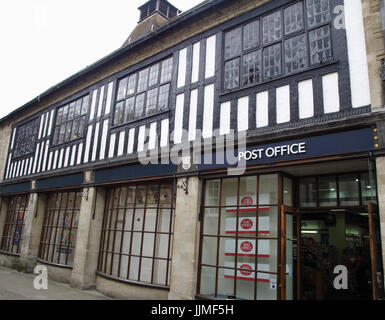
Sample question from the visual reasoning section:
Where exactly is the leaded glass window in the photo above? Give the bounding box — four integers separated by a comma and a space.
13, 118, 39, 158
222, 1, 332, 91
306, 0, 330, 28
309, 26, 331, 65
53, 96, 89, 146
284, 34, 308, 74
114, 57, 173, 126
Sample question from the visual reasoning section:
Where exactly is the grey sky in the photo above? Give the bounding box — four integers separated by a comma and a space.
0, 0, 199, 119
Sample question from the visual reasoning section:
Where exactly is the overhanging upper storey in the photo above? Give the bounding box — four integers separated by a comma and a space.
2, 0, 377, 183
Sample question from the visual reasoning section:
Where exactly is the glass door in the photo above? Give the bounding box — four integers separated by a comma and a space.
280, 205, 301, 300
368, 203, 385, 300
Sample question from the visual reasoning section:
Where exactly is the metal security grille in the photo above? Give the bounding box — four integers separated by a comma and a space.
0, 195, 29, 255
98, 182, 175, 287
38, 191, 81, 267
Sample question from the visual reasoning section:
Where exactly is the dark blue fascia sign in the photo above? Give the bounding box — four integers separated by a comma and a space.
198, 128, 375, 170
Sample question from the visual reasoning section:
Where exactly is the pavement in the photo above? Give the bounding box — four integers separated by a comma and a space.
0, 265, 113, 300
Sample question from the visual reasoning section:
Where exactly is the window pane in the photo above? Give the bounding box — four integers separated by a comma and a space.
283, 177, 293, 206
158, 84, 170, 111
284, 2, 304, 35
339, 174, 359, 206
203, 208, 219, 235
318, 176, 337, 206
114, 101, 124, 125
78, 117, 86, 138
124, 97, 135, 123
68, 102, 75, 121
242, 50, 262, 86
262, 11, 282, 45
146, 88, 159, 116
299, 177, 317, 207
127, 74, 137, 96
74, 100, 82, 117
284, 33, 307, 75
62, 105, 69, 123
259, 174, 278, 204
148, 64, 160, 87
243, 20, 260, 51
117, 77, 128, 100
360, 173, 377, 205
72, 119, 80, 140
137, 68, 149, 92
263, 43, 282, 78
200, 266, 217, 296
224, 58, 240, 90
309, 26, 331, 65
160, 58, 173, 83
306, 0, 330, 28
225, 27, 242, 59
202, 236, 217, 265
135, 93, 146, 119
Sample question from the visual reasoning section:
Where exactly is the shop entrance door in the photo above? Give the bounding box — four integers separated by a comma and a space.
280, 205, 301, 300
368, 203, 384, 300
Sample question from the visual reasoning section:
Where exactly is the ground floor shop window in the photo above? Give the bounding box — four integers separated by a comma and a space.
198, 174, 285, 300
38, 191, 81, 266
98, 182, 174, 287
0, 194, 29, 255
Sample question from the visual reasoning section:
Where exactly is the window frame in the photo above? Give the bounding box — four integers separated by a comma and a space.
222, 0, 334, 93
97, 181, 176, 288
38, 190, 82, 268
52, 95, 90, 147
0, 194, 29, 256
12, 118, 40, 159
112, 56, 173, 128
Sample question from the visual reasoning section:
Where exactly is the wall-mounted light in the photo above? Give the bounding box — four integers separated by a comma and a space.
301, 230, 319, 234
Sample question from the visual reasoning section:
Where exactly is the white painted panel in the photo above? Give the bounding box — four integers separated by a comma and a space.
24, 158, 29, 176
42, 141, 50, 172
276, 85, 290, 124
11, 163, 15, 178
47, 152, 53, 171
117, 131, 125, 156
38, 114, 45, 139
10, 128, 16, 150
188, 89, 198, 141
70, 144, 77, 166
77, 143, 83, 165
174, 94, 184, 144
89, 89, 98, 121
138, 125, 146, 152
191, 42, 200, 83
28, 156, 34, 175
149, 122, 157, 150
127, 128, 135, 154
20, 160, 25, 177
298, 79, 314, 119
99, 120, 109, 160
47, 110, 55, 136
64, 146, 71, 167
220, 101, 231, 136
16, 161, 21, 178
177, 48, 187, 88
256, 91, 269, 128
202, 84, 214, 138
6, 153, 12, 179
84, 125, 93, 163
160, 118, 169, 147
108, 133, 116, 158
97, 85, 105, 118
344, 0, 371, 108
205, 35, 216, 78
92, 122, 100, 161
42, 112, 49, 138
58, 148, 64, 169
32, 143, 40, 174
238, 96, 249, 132
322, 72, 340, 114
104, 81, 114, 115
37, 141, 45, 172
9, 163, 13, 179
53, 150, 59, 170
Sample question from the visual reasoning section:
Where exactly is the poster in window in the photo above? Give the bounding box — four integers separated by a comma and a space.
225, 193, 270, 212
225, 239, 270, 257
223, 262, 270, 282
225, 217, 270, 235
13, 212, 24, 245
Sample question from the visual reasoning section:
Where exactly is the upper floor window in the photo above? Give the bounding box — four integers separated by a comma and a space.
113, 57, 173, 126
223, 0, 331, 91
13, 118, 40, 158
52, 95, 89, 146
